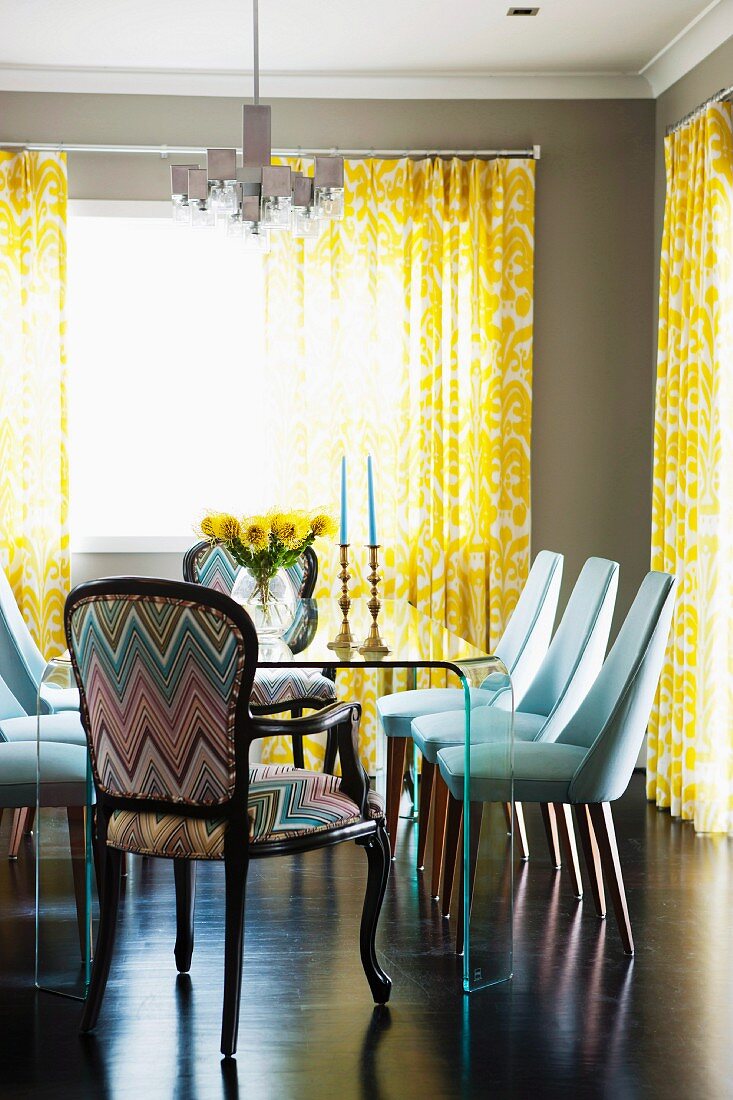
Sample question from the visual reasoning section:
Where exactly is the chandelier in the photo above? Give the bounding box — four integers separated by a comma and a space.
169, 0, 344, 252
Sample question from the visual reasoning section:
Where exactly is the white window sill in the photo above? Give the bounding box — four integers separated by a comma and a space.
71, 536, 198, 554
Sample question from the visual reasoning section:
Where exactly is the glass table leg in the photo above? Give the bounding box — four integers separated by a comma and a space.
460, 663, 514, 992
35, 662, 94, 1000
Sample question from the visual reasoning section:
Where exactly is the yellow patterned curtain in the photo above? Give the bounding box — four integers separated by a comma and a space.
648, 103, 733, 832
0, 151, 69, 655
263, 157, 535, 771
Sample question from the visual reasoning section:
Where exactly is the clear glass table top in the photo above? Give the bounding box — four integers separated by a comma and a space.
263, 598, 498, 682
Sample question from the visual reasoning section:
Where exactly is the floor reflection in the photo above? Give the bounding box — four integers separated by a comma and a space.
4, 777, 733, 1097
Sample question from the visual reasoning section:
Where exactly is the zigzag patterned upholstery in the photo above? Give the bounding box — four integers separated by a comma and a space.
185, 541, 335, 712
69, 594, 246, 806
250, 668, 335, 708
190, 543, 312, 602
106, 764, 385, 858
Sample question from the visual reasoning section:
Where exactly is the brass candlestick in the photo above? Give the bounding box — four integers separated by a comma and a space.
358, 544, 391, 656
328, 544, 358, 650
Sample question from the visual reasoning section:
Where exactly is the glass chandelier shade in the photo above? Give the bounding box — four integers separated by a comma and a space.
169, 1, 344, 247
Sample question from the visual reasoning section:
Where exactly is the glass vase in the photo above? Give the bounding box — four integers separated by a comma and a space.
231, 568, 297, 639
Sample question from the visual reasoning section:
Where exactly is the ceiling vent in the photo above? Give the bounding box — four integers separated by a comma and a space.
507, 6, 539, 14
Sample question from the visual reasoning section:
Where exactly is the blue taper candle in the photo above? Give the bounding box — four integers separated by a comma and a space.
367, 455, 377, 545
339, 456, 348, 544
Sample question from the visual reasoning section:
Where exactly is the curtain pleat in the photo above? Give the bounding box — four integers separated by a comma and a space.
262, 157, 535, 772
648, 104, 733, 832
0, 151, 69, 656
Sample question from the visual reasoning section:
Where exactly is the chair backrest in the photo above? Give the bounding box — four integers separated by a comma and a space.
65, 578, 258, 813
0, 565, 47, 714
183, 540, 318, 600
491, 550, 563, 706
520, 557, 619, 739
563, 571, 677, 805
0, 670, 28, 723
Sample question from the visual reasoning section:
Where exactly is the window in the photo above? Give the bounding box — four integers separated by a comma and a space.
67, 202, 269, 547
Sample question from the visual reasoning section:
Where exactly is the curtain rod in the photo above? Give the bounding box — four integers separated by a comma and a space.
666, 85, 733, 135
0, 140, 540, 160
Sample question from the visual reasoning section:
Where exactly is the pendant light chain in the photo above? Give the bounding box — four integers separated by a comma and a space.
252, 0, 259, 107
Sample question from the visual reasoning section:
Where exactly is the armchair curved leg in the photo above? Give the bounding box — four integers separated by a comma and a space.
174, 859, 197, 973
356, 825, 392, 1005
221, 842, 249, 1058
80, 840, 122, 1034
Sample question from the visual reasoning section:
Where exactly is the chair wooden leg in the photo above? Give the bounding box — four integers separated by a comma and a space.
540, 803, 562, 869
441, 795, 463, 918
9, 808, 31, 859
514, 802, 529, 862
588, 802, 633, 955
220, 840, 249, 1058
67, 807, 94, 959
290, 706, 305, 768
80, 822, 122, 1034
431, 772, 450, 898
25, 806, 36, 834
323, 728, 339, 774
456, 802, 483, 955
574, 804, 605, 917
417, 760, 435, 871
356, 825, 392, 1004
174, 859, 197, 973
385, 736, 408, 860
552, 803, 583, 899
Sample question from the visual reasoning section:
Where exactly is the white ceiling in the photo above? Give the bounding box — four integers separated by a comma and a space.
0, 0, 731, 98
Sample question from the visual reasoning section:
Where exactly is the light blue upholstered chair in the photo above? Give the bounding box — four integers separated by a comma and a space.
0, 670, 86, 856
378, 550, 564, 859
412, 556, 619, 885
437, 571, 677, 955
0, 565, 79, 715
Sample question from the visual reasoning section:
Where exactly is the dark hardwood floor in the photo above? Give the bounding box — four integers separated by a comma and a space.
1, 774, 732, 1099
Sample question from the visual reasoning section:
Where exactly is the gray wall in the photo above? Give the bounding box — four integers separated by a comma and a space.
71, 553, 183, 587
1, 92, 656, 622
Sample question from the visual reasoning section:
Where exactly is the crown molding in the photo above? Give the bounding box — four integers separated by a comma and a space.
641, 0, 733, 96
0, 63, 652, 100
3, 0, 731, 104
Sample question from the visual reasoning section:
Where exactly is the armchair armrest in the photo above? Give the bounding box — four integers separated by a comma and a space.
250, 701, 369, 815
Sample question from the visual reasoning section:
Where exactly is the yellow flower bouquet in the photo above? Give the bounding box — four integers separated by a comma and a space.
198, 508, 337, 636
